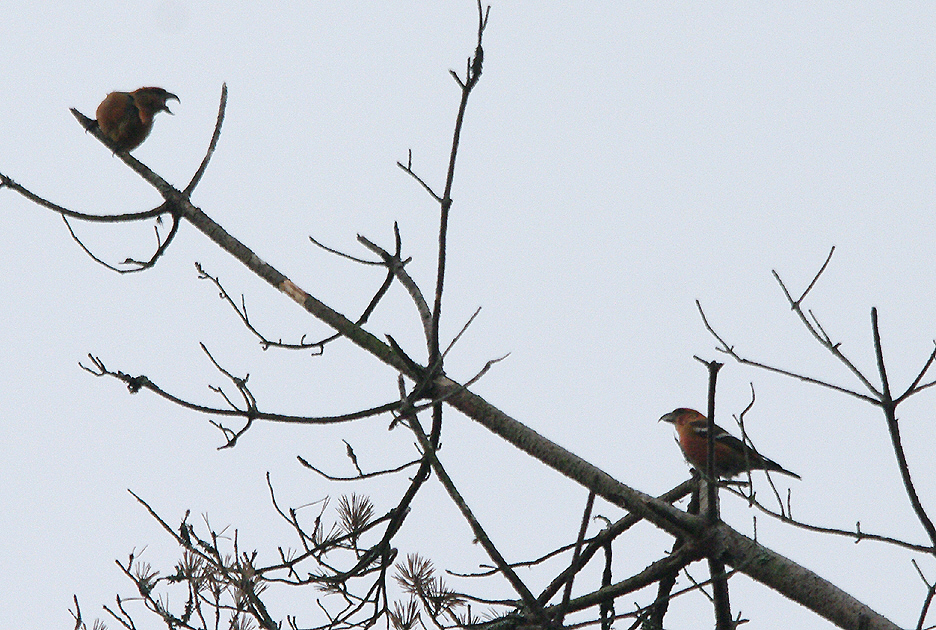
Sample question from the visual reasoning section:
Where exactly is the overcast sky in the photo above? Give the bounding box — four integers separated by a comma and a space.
2, 3, 935, 628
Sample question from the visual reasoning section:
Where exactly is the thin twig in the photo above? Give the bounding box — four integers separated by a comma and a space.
697, 300, 878, 404
183, 83, 227, 196
80, 353, 401, 428
396, 152, 443, 203
558, 491, 596, 623
297, 456, 420, 482
721, 483, 933, 553
772, 268, 882, 398
897, 342, 936, 403
62, 212, 180, 273
428, 2, 488, 365
794, 245, 835, 305
407, 415, 549, 628
1, 170, 168, 222
873, 308, 936, 548
357, 227, 432, 344
311, 234, 385, 265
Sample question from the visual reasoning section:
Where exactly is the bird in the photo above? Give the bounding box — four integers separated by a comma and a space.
94, 87, 179, 152
659, 408, 800, 479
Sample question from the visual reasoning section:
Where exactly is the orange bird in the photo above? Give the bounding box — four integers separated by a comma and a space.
95, 87, 179, 151
660, 408, 800, 479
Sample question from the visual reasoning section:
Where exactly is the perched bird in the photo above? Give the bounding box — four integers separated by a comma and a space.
95, 87, 179, 151
659, 408, 800, 479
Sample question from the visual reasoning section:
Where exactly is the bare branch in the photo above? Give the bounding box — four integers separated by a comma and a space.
298, 455, 420, 482
196, 262, 327, 352
358, 227, 433, 345
793, 245, 835, 305
557, 491, 596, 624
912, 559, 936, 630
1, 170, 168, 222
62, 212, 181, 273
183, 83, 227, 196
897, 341, 936, 403
697, 300, 878, 404
535, 480, 694, 605
771, 268, 882, 398
873, 309, 936, 548
725, 482, 933, 553
80, 353, 401, 431
311, 234, 386, 266
396, 151, 443, 203
406, 415, 548, 627
428, 3, 488, 365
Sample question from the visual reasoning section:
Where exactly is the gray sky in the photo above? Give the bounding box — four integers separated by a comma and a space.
2, 2, 934, 628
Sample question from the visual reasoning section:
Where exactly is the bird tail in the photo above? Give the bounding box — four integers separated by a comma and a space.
761, 457, 801, 480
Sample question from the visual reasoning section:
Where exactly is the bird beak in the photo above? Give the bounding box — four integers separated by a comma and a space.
163, 93, 180, 115
659, 411, 675, 424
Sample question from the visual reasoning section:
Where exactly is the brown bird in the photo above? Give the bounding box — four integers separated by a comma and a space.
95, 87, 179, 152
660, 408, 800, 479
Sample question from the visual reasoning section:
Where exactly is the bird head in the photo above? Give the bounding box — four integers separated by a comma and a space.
132, 87, 180, 115
658, 408, 701, 426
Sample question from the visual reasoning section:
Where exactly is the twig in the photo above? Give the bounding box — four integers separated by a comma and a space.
873, 308, 936, 548
428, 1, 488, 365
298, 455, 420, 482
311, 234, 386, 265
697, 300, 878, 404
793, 245, 835, 305
1, 170, 168, 222
407, 415, 549, 627
357, 227, 432, 345
80, 353, 401, 430
721, 483, 933, 553
772, 265, 882, 398
897, 342, 936, 403
912, 559, 936, 630
183, 83, 227, 196
62, 211, 180, 273
557, 491, 596, 624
